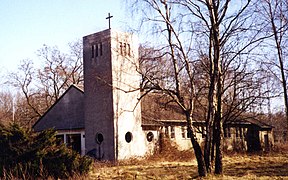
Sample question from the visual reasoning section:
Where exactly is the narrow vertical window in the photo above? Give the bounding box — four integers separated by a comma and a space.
100, 43, 103, 56
239, 128, 243, 138
171, 126, 175, 139
95, 44, 99, 57
119, 42, 123, 55
187, 129, 191, 138
164, 126, 169, 137
181, 126, 185, 138
228, 127, 231, 138
127, 44, 131, 56
123, 43, 127, 56
91, 45, 95, 58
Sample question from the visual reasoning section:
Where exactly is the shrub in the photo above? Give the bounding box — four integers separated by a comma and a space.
272, 142, 288, 153
149, 134, 194, 161
0, 123, 92, 179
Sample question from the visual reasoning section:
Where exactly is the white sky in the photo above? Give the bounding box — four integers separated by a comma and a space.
0, 0, 131, 73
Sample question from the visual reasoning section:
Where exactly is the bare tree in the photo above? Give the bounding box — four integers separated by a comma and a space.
130, 0, 268, 176
135, 1, 207, 175
0, 91, 13, 125
8, 40, 83, 126
37, 41, 83, 103
257, 0, 288, 132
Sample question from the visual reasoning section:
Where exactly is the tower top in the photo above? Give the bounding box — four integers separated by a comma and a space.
106, 13, 113, 29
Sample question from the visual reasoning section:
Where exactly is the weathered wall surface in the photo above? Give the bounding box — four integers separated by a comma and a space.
83, 29, 116, 160
171, 126, 193, 150
33, 85, 84, 132
110, 30, 147, 159
84, 29, 148, 161
259, 130, 274, 151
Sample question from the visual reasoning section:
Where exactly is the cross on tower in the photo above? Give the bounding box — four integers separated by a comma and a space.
106, 13, 113, 29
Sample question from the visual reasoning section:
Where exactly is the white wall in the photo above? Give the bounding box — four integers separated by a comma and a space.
111, 30, 148, 159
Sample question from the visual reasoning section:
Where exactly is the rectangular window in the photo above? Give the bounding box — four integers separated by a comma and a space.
181, 126, 186, 138
100, 43, 103, 56
123, 43, 127, 56
95, 44, 99, 57
119, 42, 123, 55
201, 126, 205, 138
239, 128, 243, 138
165, 126, 169, 137
187, 129, 191, 138
224, 127, 231, 138
66, 134, 81, 154
119, 42, 131, 56
91, 45, 95, 58
127, 44, 131, 56
171, 126, 175, 139
236, 127, 239, 138
228, 127, 231, 138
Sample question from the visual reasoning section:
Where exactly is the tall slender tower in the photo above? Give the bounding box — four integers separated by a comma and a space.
83, 29, 147, 161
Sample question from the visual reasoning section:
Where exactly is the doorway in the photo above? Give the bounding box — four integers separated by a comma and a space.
264, 134, 269, 151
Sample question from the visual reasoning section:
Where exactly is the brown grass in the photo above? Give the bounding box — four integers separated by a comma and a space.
223, 153, 288, 179
87, 145, 288, 180
85, 141, 288, 179
272, 142, 288, 153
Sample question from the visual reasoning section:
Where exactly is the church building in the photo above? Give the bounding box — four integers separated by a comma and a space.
33, 29, 274, 160
33, 28, 187, 160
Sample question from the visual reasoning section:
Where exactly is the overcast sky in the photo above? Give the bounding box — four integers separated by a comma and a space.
0, 0, 131, 73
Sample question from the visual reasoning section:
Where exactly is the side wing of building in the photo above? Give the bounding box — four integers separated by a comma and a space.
33, 85, 85, 132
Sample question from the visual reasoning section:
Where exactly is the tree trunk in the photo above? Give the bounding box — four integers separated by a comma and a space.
204, 28, 216, 174
214, 64, 223, 175
214, 119, 223, 174
204, 128, 212, 173
270, 10, 288, 133
186, 113, 207, 177
189, 127, 207, 177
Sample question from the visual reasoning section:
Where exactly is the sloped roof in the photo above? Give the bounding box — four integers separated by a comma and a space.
141, 93, 186, 126
225, 117, 273, 130
33, 85, 84, 131
33, 86, 273, 131
244, 118, 273, 130
140, 93, 273, 130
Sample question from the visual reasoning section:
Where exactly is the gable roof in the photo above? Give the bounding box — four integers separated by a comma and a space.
33, 85, 84, 131
225, 117, 273, 130
141, 93, 187, 126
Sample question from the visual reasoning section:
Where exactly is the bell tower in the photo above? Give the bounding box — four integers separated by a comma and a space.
83, 29, 147, 161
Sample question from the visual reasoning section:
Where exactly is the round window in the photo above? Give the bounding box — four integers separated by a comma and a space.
146, 132, 154, 142
125, 132, 133, 143
95, 133, 104, 144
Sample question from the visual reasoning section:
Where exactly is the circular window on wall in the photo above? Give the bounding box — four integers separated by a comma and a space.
125, 132, 133, 143
95, 133, 104, 144
146, 132, 154, 142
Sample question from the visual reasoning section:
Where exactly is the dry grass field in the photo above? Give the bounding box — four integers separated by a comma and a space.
87, 145, 288, 179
